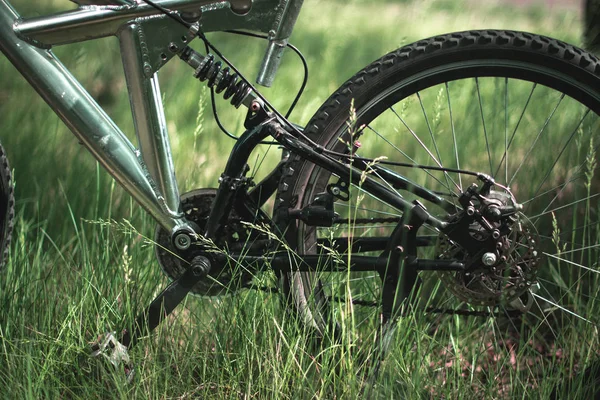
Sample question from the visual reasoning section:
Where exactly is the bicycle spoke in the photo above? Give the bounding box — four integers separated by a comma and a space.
539, 260, 599, 318
389, 106, 457, 196
538, 234, 585, 250
417, 92, 460, 193
509, 93, 565, 185
366, 124, 455, 197
546, 242, 600, 256
522, 172, 584, 205
445, 82, 463, 191
538, 278, 597, 302
362, 160, 408, 201
532, 293, 593, 324
529, 296, 561, 339
533, 138, 600, 214
546, 220, 600, 240
529, 192, 600, 220
475, 78, 494, 176
494, 83, 537, 180
351, 180, 406, 214
504, 78, 508, 183
543, 252, 600, 275
532, 109, 592, 198
530, 164, 599, 222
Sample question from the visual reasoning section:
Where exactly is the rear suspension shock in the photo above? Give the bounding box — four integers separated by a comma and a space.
179, 47, 252, 108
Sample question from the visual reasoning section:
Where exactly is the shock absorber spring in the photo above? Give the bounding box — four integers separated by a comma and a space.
193, 54, 251, 108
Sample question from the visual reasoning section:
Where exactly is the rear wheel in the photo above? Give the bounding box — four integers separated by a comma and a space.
277, 30, 600, 393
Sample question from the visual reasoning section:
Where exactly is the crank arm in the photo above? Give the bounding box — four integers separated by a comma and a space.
120, 256, 211, 350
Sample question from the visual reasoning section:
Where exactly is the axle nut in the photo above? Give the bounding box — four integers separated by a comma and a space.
482, 252, 497, 266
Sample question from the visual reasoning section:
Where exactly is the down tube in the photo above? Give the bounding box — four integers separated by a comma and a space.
0, 1, 185, 232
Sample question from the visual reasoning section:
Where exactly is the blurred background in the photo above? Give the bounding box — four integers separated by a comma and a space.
0, 0, 586, 234
0, 1, 593, 398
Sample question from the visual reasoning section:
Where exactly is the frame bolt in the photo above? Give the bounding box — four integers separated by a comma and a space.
169, 42, 179, 53
143, 62, 153, 77
174, 233, 192, 250
492, 229, 501, 239
250, 100, 261, 112
466, 206, 475, 216
331, 186, 341, 196
482, 252, 497, 266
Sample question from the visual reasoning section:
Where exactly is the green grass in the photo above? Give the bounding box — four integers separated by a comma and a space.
0, 0, 596, 399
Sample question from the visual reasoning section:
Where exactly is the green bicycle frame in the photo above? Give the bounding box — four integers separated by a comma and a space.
0, 0, 303, 235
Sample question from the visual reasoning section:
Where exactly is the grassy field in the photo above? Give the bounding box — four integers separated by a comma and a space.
0, 0, 596, 398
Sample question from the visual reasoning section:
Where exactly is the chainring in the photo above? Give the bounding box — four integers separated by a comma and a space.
155, 188, 257, 296
437, 191, 541, 308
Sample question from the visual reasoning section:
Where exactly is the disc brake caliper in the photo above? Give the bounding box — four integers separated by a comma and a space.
439, 174, 541, 309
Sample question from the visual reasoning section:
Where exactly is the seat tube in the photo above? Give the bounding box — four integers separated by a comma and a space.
256, 0, 304, 87
118, 22, 181, 217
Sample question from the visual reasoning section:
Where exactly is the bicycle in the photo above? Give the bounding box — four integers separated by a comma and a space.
1, 0, 600, 396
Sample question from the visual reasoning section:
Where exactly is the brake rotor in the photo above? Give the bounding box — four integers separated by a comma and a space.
154, 188, 255, 296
